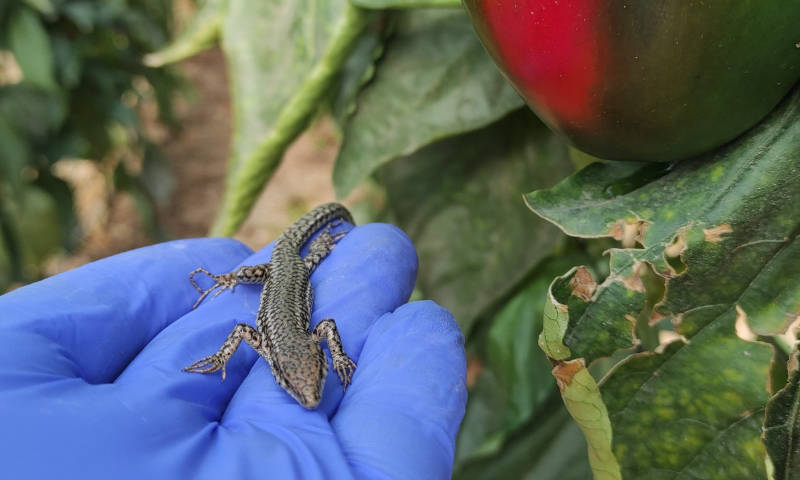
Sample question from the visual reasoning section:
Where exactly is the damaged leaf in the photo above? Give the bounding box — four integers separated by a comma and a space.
539, 255, 643, 365
527, 86, 800, 477
554, 359, 621, 480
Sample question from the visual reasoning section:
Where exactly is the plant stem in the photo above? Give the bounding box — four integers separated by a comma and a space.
211, 3, 370, 236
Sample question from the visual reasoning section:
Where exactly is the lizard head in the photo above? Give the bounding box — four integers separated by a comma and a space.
277, 345, 328, 409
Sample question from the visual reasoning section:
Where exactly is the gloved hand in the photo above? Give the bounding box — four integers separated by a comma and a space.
0, 222, 466, 479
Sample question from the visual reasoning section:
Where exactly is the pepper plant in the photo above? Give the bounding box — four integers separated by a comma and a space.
150, 0, 800, 477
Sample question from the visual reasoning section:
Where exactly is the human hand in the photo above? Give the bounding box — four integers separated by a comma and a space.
0, 223, 466, 479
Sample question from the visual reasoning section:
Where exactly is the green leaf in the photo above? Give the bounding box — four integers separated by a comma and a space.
0, 229, 12, 291
7, 185, 64, 271
61, 2, 95, 32
33, 169, 77, 250
211, 1, 369, 235
526, 86, 800, 477
22, 0, 55, 17
554, 359, 621, 480
456, 254, 589, 464
0, 85, 65, 140
380, 109, 573, 334
7, 7, 57, 90
143, 0, 227, 67
455, 402, 592, 480
0, 116, 28, 190
51, 33, 83, 89
328, 14, 390, 126
539, 258, 643, 365
333, 8, 524, 196
0, 198, 23, 289
352, 0, 461, 8
764, 350, 800, 479
601, 340, 770, 478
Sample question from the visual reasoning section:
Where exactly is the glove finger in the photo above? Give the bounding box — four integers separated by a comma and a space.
332, 301, 467, 480
0, 238, 251, 384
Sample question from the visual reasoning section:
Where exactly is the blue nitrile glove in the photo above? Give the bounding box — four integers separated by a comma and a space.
0, 223, 466, 479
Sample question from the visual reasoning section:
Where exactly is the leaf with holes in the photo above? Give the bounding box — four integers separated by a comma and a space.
539, 258, 643, 365
526, 86, 800, 477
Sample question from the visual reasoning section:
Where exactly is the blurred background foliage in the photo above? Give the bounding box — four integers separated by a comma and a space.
0, 0, 180, 290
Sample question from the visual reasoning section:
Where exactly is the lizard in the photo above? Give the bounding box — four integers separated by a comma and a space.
183, 202, 357, 409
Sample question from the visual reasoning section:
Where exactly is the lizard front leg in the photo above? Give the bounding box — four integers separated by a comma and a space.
189, 263, 271, 308
312, 319, 357, 389
184, 323, 262, 380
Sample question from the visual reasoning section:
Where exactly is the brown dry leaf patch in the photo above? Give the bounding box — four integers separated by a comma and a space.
553, 358, 586, 392
570, 266, 597, 301
703, 223, 733, 243
610, 219, 648, 248
734, 305, 758, 342
664, 228, 688, 258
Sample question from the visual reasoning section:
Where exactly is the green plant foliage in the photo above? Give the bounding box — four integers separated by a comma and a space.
539, 259, 643, 364
327, 16, 389, 125
455, 403, 592, 480
0, 0, 179, 290
453, 253, 595, 478
8, 7, 56, 90
210, 1, 372, 234
527, 86, 800, 478
333, 8, 524, 197
162, 5, 524, 234
143, 0, 227, 67
352, 0, 461, 9
764, 349, 800, 479
379, 109, 571, 333
554, 359, 621, 480
456, 255, 580, 462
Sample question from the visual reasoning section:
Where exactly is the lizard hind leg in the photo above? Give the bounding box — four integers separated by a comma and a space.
328, 219, 349, 242
184, 323, 262, 380
304, 227, 346, 273
312, 319, 357, 389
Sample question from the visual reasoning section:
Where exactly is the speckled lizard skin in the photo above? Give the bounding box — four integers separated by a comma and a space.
184, 203, 356, 409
